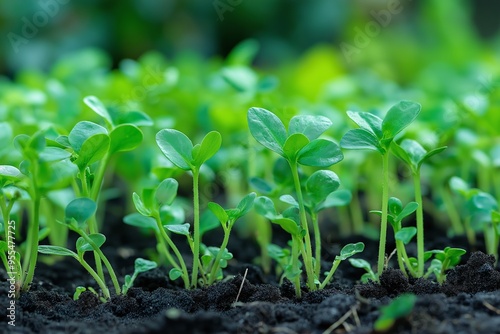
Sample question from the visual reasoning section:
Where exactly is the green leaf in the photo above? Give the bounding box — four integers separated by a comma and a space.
134, 258, 157, 274
283, 133, 309, 160
76, 233, 106, 253
395, 227, 417, 245
254, 196, 278, 219
247, 108, 287, 155
381, 101, 421, 141
169, 268, 183, 280
280, 194, 298, 207
348, 258, 372, 271
388, 197, 403, 216
272, 217, 300, 236
116, 111, 154, 127
160, 205, 185, 225
0, 165, 22, 184
68, 121, 108, 153
449, 176, 469, 194
38, 245, 78, 259
155, 178, 178, 207
192, 131, 222, 166
339, 242, 365, 260
235, 192, 256, 217
396, 202, 418, 222
39, 147, 71, 162
298, 139, 343, 167
165, 223, 190, 236
346, 110, 383, 138
123, 213, 158, 231
109, 124, 143, 154
443, 247, 466, 259
226, 39, 259, 66
200, 210, 220, 236
208, 202, 229, 223
83, 96, 113, 126
374, 294, 416, 331
288, 115, 332, 141
306, 170, 340, 205
249, 177, 273, 194
340, 129, 382, 153
65, 198, 97, 226
316, 190, 352, 211
156, 129, 193, 170
133, 192, 151, 216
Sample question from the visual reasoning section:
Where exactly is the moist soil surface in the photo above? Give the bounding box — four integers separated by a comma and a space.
1, 225, 500, 334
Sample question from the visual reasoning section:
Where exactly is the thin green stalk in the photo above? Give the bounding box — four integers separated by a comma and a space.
464, 217, 476, 246
154, 230, 181, 270
90, 154, 110, 202
289, 161, 316, 290
377, 153, 390, 278
21, 194, 40, 291
319, 258, 341, 289
291, 237, 301, 298
154, 213, 190, 289
311, 211, 322, 278
413, 173, 425, 277
77, 231, 121, 295
208, 224, 231, 285
79, 258, 110, 299
395, 240, 408, 277
191, 168, 200, 288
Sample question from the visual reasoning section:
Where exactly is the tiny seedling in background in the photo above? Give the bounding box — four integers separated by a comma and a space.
424, 247, 466, 284
122, 258, 158, 294
341, 101, 421, 278
348, 258, 377, 283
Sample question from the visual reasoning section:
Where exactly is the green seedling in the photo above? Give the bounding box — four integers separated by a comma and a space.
424, 247, 466, 284
267, 243, 293, 283
122, 258, 158, 294
207, 192, 255, 284
372, 197, 418, 277
348, 258, 377, 283
73, 286, 87, 301
340, 101, 421, 278
319, 242, 364, 289
248, 107, 343, 290
129, 178, 190, 288
156, 129, 222, 288
374, 293, 417, 331
14, 131, 76, 292
392, 139, 447, 277
39, 197, 121, 298
280, 170, 352, 278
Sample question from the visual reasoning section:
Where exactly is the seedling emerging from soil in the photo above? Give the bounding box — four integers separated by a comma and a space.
319, 242, 364, 289
372, 197, 418, 277
156, 129, 222, 288
340, 101, 421, 278
207, 192, 255, 284
424, 247, 466, 284
392, 139, 447, 276
248, 107, 343, 291
348, 258, 377, 283
374, 293, 417, 331
122, 258, 158, 294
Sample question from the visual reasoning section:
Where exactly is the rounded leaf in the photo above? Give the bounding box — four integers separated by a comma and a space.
76, 233, 106, 253
165, 223, 190, 236
388, 197, 403, 216
235, 192, 256, 217
339, 242, 365, 260
208, 202, 229, 223
316, 189, 352, 211
247, 108, 287, 155
156, 129, 193, 170
381, 101, 421, 141
346, 110, 383, 138
109, 124, 143, 154
306, 170, 340, 205
340, 129, 382, 153
192, 131, 222, 166
38, 245, 78, 259
155, 178, 178, 207
134, 258, 157, 274
298, 139, 344, 167
65, 197, 97, 226
133, 192, 151, 216
123, 213, 158, 231
395, 227, 417, 245
283, 133, 309, 160
288, 115, 332, 141
83, 96, 113, 126
0, 165, 22, 184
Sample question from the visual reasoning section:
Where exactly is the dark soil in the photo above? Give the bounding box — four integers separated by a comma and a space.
1, 226, 500, 333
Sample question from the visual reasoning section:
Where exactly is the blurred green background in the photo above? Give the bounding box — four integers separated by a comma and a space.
1, 0, 499, 76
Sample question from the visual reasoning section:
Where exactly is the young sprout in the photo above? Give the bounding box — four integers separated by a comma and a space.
130, 178, 190, 288
122, 258, 158, 294
319, 242, 364, 289
374, 293, 417, 331
156, 130, 222, 288
340, 101, 421, 278
207, 192, 255, 284
424, 247, 466, 284
371, 197, 418, 277
392, 139, 447, 277
348, 258, 377, 283
248, 108, 343, 290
